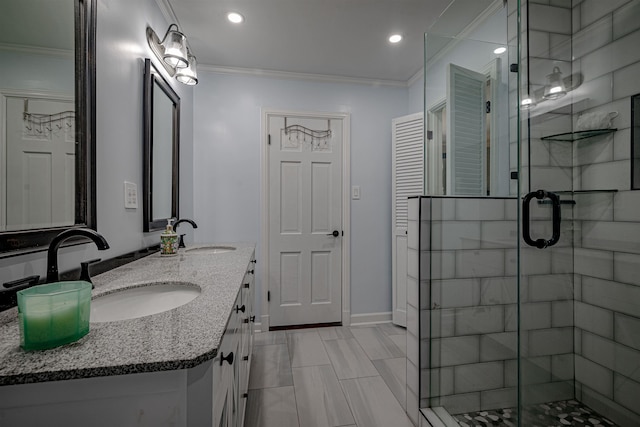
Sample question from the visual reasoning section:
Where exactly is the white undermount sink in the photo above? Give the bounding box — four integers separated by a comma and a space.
90, 282, 201, 323
185, 245, 236, 254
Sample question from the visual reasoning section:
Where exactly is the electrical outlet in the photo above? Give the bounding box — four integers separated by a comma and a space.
352, 185, 361, 200
124, 181, 138, 209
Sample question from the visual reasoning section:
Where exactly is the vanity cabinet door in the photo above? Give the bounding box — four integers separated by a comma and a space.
213, 337, 232, 427
237, 257, 255, 427
214, 290, 242, 427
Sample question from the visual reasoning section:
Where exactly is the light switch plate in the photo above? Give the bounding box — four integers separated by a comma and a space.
124, 181, 138, 209
352, 185, 361, 200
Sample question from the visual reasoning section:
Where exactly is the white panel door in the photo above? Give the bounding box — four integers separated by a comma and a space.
4, 97, 75, 230
392, 113, 424, 327
268, 115, 342, 327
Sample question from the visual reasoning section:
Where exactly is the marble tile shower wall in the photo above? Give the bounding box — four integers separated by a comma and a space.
408, 196, 576, 418
510, 0, 575, 195
569, 1, 640, 425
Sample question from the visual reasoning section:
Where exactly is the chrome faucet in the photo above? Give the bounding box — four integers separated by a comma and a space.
173, 218, 198, 248
46, 228, 110, 283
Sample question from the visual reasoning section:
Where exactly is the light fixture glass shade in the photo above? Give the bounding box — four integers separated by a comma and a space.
176, 54, 198, 85
543, 66, 567, 100
521, 96, 536, 110
162, 29, 188, 68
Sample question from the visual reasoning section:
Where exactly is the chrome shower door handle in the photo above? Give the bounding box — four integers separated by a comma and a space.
523, 189, 561, 249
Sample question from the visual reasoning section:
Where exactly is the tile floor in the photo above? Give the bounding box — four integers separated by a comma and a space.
244, 323, 412, 427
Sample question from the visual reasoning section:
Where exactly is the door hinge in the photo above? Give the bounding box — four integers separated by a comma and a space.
510, 63, 519, 73
267, 291, 270, 302
268, 134, 271, 145
486, 101, 491, 113
427, 130, 433, 140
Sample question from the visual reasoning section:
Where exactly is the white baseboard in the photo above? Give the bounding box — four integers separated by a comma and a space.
350, 311, 392, 326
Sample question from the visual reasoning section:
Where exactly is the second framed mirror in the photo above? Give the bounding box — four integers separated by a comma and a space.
143, 58, 180, 232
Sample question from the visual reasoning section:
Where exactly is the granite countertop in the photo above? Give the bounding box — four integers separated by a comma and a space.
0, 243, 256, 386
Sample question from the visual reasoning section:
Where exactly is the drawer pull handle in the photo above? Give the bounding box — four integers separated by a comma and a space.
220, 352, 234, 366
235, 304, 246, 313
244, 282, 250, 289
250, 315, 256, 322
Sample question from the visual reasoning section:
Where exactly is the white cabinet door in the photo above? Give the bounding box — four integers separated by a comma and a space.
392, 113, 424, 327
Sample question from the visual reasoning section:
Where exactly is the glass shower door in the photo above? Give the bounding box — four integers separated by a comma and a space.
518, 0, 640, 425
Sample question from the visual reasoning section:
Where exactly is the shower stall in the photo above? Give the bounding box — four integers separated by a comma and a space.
407, 1, 640, 426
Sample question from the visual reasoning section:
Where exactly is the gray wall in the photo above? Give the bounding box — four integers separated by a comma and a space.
192, 71, 408, 318
0, 0, 195, 283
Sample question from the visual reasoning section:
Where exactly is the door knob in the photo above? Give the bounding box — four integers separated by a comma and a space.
327, 230, 340, 237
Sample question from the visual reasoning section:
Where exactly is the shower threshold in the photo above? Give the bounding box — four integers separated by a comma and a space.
451, 400, 616, 427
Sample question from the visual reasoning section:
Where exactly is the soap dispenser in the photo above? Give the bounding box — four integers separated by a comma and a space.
160, 218, 179, 256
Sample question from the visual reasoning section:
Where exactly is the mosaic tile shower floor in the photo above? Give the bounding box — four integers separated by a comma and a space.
453, 400, 616, 426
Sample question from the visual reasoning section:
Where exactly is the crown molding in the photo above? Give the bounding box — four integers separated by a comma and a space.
407, 68, 424, 88
0, 43, 73, 59
155, 0, 180, 28
198, 64, 409, 88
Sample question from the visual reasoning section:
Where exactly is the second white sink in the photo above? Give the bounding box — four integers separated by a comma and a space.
90, 282, 201, 323
185, 245, 236, 254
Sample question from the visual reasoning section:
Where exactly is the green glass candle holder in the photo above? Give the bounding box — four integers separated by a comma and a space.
17, 281, 92, 351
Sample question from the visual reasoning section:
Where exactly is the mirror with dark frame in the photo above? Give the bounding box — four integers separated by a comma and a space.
0, 0, 96, 256
143, 58, 180, 232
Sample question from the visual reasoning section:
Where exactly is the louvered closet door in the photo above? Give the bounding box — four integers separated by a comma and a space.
392, 112, 424, 327
447, 63, 486, 195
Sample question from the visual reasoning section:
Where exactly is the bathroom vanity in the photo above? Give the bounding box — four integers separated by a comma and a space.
0, 243, 256, 427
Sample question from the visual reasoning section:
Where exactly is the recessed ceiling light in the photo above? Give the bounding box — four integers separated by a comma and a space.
389, 34, 402, 44
494, 46, 507, 54
227, 12, 244, 24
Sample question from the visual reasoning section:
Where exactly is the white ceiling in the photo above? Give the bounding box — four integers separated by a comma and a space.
166, 0, 499, 84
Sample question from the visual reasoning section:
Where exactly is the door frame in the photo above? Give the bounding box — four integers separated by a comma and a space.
0, 89, 74, 230
260, 108, 351, 330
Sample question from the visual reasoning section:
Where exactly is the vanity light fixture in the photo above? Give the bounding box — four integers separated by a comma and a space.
493, 46, 506, 54
147, 24, 199, 85
228, 12, 244, 24
389, 34, 403, 43
543, 66, 566, 100
175, 53, 198, 85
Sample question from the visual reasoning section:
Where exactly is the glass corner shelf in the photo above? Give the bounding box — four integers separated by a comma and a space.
541, 128, 617, 142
